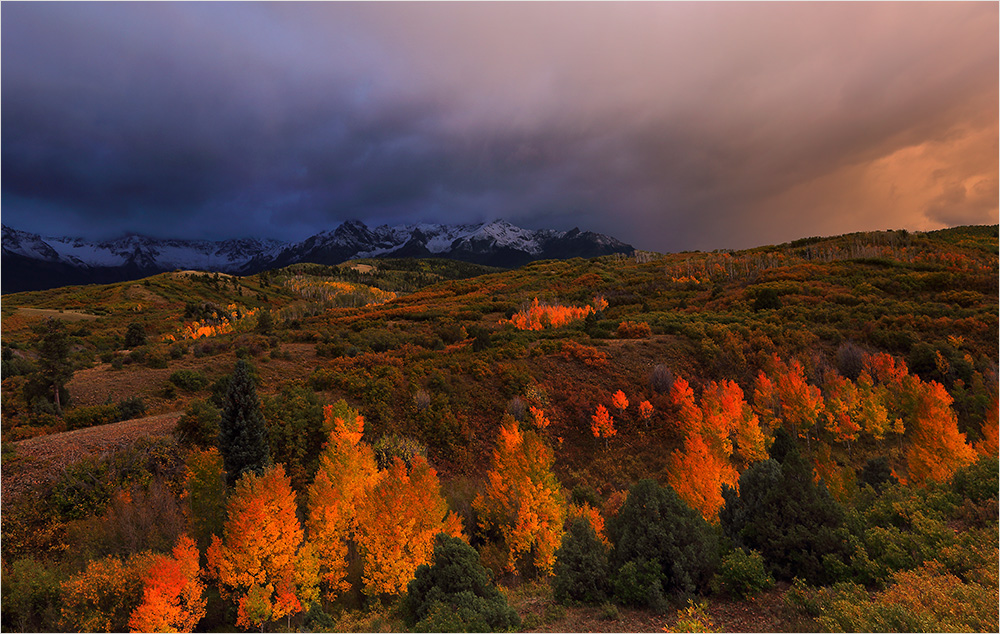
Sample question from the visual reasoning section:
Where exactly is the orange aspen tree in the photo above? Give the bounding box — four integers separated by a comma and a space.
206, 464, 306, 630
666, 378, 766, 520
306, 407, 379, 600
529, 405, 551, 429
821, 373, 863, 451
638, 400, 654, 427
473, 418, 566, 575
753, 355, 823, 446
128, 535, 206, 633
354, 456, 462, 597
611, 390, 629, 414
567, 502, 609, 546
976, 394, 999, 456
667, 432, 737, 521
591, 404, 616, 446
670, 377, 703, 437
854, 371, 892, 441
906, 381, 976, 485
60, 553, 156, 633
700, 379, 767, 466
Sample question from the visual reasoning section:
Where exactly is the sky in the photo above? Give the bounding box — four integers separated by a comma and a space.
2, 2, 996, 252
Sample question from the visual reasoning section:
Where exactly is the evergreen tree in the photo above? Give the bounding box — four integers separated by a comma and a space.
218, 360, 270, 485
404, 534, 520, 632
719, 431, 848, 584
124, 322, 147, 348
608, 479, 718, 608
553, 516, 610, 605
35, 319, 73, 415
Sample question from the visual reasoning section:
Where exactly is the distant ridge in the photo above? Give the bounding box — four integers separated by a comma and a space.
1, 220, 633, 292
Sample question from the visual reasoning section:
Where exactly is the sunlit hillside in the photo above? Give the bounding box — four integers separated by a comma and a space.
2, 225, 997, 632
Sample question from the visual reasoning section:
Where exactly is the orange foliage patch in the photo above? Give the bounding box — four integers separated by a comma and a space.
128, 535, 206, 633
560, 340, 609, 368
503, 297, 597, 330
617, 320, 652, 339
611, 390, 629, 413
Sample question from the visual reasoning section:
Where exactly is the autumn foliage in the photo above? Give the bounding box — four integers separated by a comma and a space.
591, 405, 616, 444
667, 377, 767, 520
206, 464, 305, 630
306, 406, 379, 599
474, 418, 566, 575
905, 380, 976, 485
128, 535, 206, 633
504, 297, 597, 330
354, 456, 463, 596
611, 390, 629, 413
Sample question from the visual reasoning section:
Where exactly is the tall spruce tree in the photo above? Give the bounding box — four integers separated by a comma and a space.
36, 319, 73, 415
218, 360, 271, 485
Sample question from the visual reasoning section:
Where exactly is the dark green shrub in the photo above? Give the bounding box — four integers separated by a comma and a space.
1, 558, 62, 632
949, 454, 999, 504
174, 399, 221, 447
123, 322, 146, 348
608, 479, 719, 605
720, 433, 849, 584
710, 549, 774, 598
610, 559, 665, 611
145, 352, 168, 369
553, 517, 610, 605
752, 287, 782, 311
570, 484, 603, 509
859, 457, 898, 492
405, 534, 520, 632
117, 396, 146, 421
168, 369, 209, 392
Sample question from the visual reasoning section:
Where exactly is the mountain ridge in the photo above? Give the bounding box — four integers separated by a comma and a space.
2, 220, 633, 292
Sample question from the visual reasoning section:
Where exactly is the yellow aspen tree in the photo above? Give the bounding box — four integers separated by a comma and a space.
305, 407, 379, 600
206, 464, 305, 630
473, 418, 567, 575
354, 456, 463, 597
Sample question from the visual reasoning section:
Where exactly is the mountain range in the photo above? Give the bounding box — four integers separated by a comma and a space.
1, 220, 633, 292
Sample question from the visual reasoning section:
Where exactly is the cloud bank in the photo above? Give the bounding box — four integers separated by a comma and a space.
2, 2, 995, 251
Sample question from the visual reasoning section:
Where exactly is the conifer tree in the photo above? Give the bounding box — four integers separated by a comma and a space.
405, 534, 521, 632
218, 360, 270, 485
36, 318, 73, 415
719, 429, 848, 584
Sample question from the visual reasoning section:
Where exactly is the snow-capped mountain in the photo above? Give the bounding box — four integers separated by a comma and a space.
2, 220, 633, 292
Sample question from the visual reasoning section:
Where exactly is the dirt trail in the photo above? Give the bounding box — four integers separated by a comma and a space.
3, 410, 183, 502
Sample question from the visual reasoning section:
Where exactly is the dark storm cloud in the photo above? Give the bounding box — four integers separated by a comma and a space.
2, 2, 996, 250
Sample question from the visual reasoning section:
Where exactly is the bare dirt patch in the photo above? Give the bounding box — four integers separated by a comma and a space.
68, 363, 175, 408
3, 410, 182, 501
14, 307, 98, 322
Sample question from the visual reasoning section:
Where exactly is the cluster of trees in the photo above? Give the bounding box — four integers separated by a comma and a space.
503, 297, 606, 331
4, 338, 996, 632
